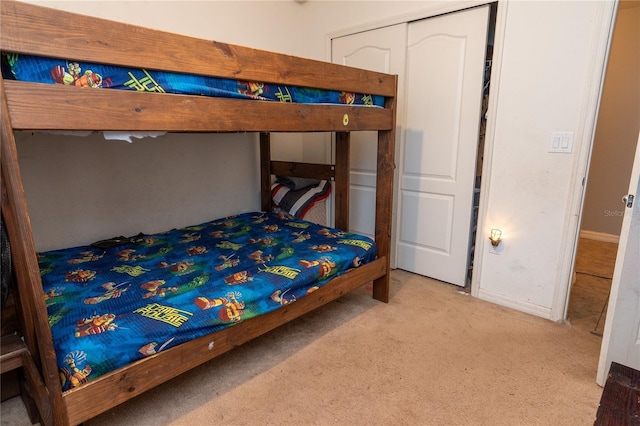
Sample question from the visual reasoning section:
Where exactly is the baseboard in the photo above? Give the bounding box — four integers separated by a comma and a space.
580, 230, 620, 244
476, 288, 552, 320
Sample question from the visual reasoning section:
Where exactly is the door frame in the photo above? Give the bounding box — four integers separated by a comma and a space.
596, 131, 640, 385
551, 0, 619, 321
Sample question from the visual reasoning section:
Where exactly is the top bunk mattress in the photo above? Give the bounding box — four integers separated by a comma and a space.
1, 53, 385, 107
38, 211, 376, 390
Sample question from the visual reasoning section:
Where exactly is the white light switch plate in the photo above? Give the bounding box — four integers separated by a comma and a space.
549, 131, 574, 153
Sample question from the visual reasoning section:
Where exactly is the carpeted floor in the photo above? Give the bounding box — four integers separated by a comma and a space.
1, 238, 616, 426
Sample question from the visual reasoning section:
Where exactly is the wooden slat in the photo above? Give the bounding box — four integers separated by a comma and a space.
62, 258, 387, 426
270, 161, 336, 181
0, 1, 396, 97
0, 334, 26, 374
3, 82, 394, 133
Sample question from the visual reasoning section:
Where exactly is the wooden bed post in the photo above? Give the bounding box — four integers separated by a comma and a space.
334, 132, 350, 230
372, 83, 398, 303
1, 77, 68, 425
260, 132, 272, 212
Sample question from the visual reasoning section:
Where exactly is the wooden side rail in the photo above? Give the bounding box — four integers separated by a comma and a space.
3, 82, 395, 133
61, 257, 387, 425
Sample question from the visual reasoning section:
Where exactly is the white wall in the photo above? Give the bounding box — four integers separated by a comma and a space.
18, 1, 616, 322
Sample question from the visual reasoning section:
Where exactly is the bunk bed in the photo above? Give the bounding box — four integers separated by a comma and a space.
0, 1, 397, 425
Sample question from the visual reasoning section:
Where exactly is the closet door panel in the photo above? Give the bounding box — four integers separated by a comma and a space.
397, 6, 490, 286
332, 24, 407, 243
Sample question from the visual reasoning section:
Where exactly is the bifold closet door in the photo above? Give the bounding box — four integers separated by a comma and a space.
331, 23, 407, 248
397, 6, 490, 286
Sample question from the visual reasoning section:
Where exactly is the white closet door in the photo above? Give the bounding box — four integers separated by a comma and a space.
331, 23, 407, 247
397, 6, 489, 286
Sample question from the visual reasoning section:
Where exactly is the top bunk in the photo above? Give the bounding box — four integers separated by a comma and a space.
0, 1, 397, 133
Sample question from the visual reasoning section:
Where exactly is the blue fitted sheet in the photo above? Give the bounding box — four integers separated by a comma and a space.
38, 211, 376, 390
2, 53, 384, 107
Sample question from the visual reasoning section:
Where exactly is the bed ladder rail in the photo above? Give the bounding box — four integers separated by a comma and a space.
0, 334, 53, 424
1, 76, 68, 425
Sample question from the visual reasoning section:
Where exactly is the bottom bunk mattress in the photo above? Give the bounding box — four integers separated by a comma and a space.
38, 211, 376, 390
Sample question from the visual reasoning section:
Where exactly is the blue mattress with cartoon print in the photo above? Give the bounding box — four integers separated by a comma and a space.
1, 53, 384, 107
38, 211, 376, 391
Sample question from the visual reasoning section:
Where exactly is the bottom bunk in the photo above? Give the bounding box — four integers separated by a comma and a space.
2, 128, 393, 425
25, 211, 388, 425
40, 210, 375, 391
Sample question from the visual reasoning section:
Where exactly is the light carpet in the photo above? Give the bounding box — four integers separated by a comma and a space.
1, 269, 603, 425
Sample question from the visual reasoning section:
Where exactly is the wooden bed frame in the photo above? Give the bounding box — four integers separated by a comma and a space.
0, 1, 397, 424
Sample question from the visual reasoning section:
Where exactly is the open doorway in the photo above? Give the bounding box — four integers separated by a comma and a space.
566, 1, 639, 335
